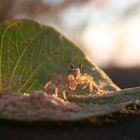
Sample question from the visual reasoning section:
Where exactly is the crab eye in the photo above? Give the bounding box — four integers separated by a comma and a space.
70, 64, 74, 69
79, 64, 82, 69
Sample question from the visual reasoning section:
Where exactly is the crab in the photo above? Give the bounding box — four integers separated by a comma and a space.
43, 64, 104, 100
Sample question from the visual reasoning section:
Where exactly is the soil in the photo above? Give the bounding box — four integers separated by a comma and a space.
0, 110, 140, 140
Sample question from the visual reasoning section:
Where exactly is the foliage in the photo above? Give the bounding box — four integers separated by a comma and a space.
0, 19, 139, 121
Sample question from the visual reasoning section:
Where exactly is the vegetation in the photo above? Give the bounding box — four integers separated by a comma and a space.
0, 19, 140, 121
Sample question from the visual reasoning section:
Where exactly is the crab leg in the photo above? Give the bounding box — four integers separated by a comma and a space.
92, 82, 104, 95
43, 80, 51, 89
62, 90, 67, 100
54, 87, 58, 97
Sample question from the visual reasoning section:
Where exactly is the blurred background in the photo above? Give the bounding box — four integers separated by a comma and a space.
0, 0, 140, 89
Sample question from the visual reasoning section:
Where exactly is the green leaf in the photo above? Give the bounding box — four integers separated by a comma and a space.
0, 19, 139, 122
0, 19, 119, 93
